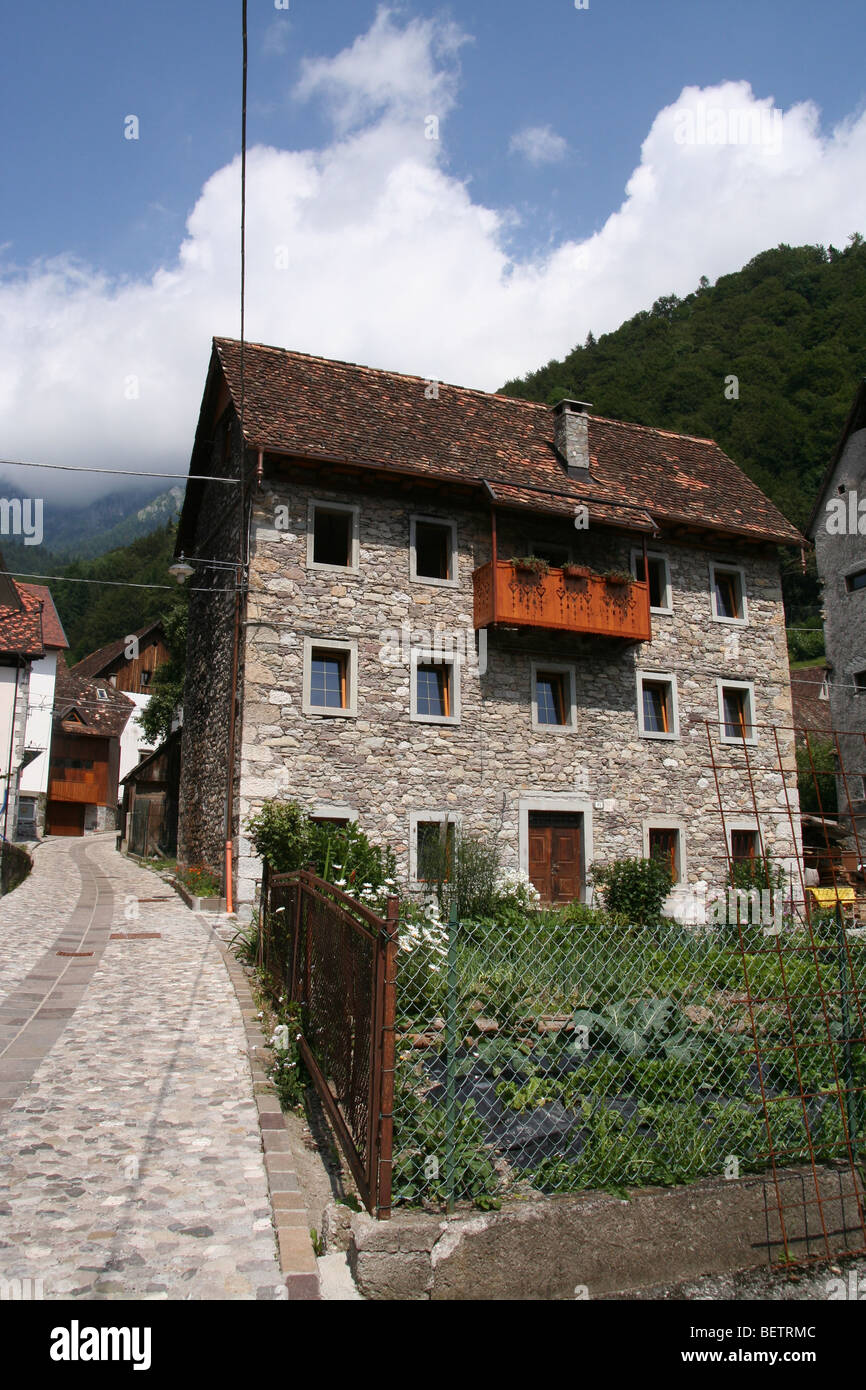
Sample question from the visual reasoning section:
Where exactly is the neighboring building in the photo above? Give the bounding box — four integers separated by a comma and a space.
0, 564, 48, 844
176, 337, 806, 915
16, 583, 69, 838
807, 379, 866, 846
69, 621, 169, 782
120, 728, 181, 859
46, 658, 135, 835
788, 665, 832, 742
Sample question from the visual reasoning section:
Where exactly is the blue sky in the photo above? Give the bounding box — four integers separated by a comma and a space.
1, 1, 864, 491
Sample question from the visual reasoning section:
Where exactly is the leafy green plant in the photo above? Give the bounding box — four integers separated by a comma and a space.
391, 1059, 499, 1208
590, 856, 672, 925
266, 1002, 308, 1112
508, 555, 550, 575
177, 862, 222, 897
246, 800, 397, 903
602, 568, 633, 585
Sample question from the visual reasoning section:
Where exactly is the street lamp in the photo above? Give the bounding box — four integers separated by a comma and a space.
168, 553, 195, 585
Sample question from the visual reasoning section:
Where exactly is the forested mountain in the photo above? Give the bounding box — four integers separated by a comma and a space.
39, 525, 180, 664
501, 237, 866, 629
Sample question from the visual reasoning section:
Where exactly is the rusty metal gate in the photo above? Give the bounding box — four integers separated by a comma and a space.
705, 718, 866, 1264
263, 868, 398, 1217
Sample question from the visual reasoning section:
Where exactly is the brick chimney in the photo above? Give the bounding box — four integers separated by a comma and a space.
553, 399, 592, 475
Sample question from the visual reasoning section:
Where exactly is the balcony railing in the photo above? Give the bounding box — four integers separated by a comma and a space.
472, 561, 652, 642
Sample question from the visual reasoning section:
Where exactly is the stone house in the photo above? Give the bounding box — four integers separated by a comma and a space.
176, 337, 805, 916
807, 378, 866, 849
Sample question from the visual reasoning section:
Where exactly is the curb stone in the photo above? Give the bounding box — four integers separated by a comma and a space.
207, 921, 321, 1300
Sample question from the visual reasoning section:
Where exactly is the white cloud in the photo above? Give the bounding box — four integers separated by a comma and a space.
509, 124, 568, 165
1, 9, 866, 500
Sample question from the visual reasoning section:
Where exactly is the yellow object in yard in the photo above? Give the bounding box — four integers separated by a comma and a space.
805, 886, 856, 906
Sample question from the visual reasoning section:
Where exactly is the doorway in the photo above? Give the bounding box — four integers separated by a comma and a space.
528, 811, 583, 903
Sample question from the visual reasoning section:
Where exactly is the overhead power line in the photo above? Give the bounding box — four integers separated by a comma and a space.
0, 459, 238, 484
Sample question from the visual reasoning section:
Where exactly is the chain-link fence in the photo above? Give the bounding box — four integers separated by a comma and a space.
392, 903, 866, 1217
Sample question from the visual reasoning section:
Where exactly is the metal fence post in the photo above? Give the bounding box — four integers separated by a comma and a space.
445, 898, 459, 1214
375, 896, 399, 1219
835, 900, 859, 1158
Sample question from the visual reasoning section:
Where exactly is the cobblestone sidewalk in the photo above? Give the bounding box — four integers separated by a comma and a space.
0, 835, 285, 1300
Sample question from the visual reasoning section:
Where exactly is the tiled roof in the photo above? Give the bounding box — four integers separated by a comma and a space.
17, 584, 69, 649
70, 621, 162, 680
54, 658, 135, 739
208, 337, 804, 546
0, 586, 45, 657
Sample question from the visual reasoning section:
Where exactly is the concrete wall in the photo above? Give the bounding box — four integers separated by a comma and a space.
229, 464, 799, 910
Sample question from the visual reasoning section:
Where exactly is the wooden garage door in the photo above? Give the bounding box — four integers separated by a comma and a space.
46, 800, 86, 836
528, 812, 582, 904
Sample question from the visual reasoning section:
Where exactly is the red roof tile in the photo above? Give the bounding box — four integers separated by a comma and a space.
0, 587, 44, 657
17, 584, 69, 649
206, 338, 804, 546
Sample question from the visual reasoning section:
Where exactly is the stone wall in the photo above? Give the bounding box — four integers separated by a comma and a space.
177, 409, 245, 882
234, 464, 800, 910
813, 426, 866, 845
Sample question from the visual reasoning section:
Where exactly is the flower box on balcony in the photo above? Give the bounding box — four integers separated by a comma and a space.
472, 561, 652, 642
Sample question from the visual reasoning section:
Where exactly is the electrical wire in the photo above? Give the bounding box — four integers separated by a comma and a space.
0, 458, 238, 484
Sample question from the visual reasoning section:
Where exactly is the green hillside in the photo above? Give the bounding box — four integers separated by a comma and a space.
501, 237, 866, 624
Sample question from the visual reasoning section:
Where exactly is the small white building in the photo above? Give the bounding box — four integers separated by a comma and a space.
16, 583, 69, 838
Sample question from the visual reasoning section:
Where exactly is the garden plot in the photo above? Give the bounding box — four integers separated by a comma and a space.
392, 919, 865, 1209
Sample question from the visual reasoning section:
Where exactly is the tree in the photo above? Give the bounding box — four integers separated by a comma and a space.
138, 598, 188, 745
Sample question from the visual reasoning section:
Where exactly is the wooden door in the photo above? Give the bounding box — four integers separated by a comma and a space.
528, 812, 582, 903
46, 800, 86, 836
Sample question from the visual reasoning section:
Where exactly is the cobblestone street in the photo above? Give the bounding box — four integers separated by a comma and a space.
0, 835, 284, 1300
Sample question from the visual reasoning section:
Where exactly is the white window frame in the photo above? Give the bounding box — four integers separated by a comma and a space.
410, 649, 460, 725
636, 670, 680, 740
709, 561, 748, 625
717, 678, 757, 745
642, 818, 687, 886
409, 514, 459, 587
631, 548, 672, 614
302, 637, 358, 718
306, 499, 360, 574
409, 810, 461, 886
310, 803, 359, 824
530, 661, 577, 731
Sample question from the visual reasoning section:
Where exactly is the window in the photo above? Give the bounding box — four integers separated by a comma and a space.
416, 820, 455, 880
409, 811, 460, 883
847, 569, 866, 593
710, 564, 747, 623
307, 500, 359, 572
531, 662, 576, 729
410, 651, 459, 723
731, 829, 759, 865
140, 670, 151, 689
416, 664, 450, 718
302, 637, 358, 717
648, 827, 681, 883
530, 541, 571, 568
96, 688, 108, 701
718, 680, 756, 743
410, 516, 457, 585
310, 651, 346, 709
637, 672, 678, 739
631, 550, 671, 612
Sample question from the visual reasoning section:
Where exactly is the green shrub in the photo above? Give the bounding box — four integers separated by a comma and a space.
246, 799, 397, 903
590, 856, 673, 925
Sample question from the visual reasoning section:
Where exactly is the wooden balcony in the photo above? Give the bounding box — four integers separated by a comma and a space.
472, 561, 652, 642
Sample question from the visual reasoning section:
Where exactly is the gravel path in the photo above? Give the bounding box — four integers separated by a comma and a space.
0, 834, 282, 1300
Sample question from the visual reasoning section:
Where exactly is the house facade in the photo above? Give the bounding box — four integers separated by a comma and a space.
177, 338, 805, 916
69, 621, 168, 783
46, 658, 135, 836
16, 582, 69, 838
0, 565, 49, 844
807, 379, 866, 849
